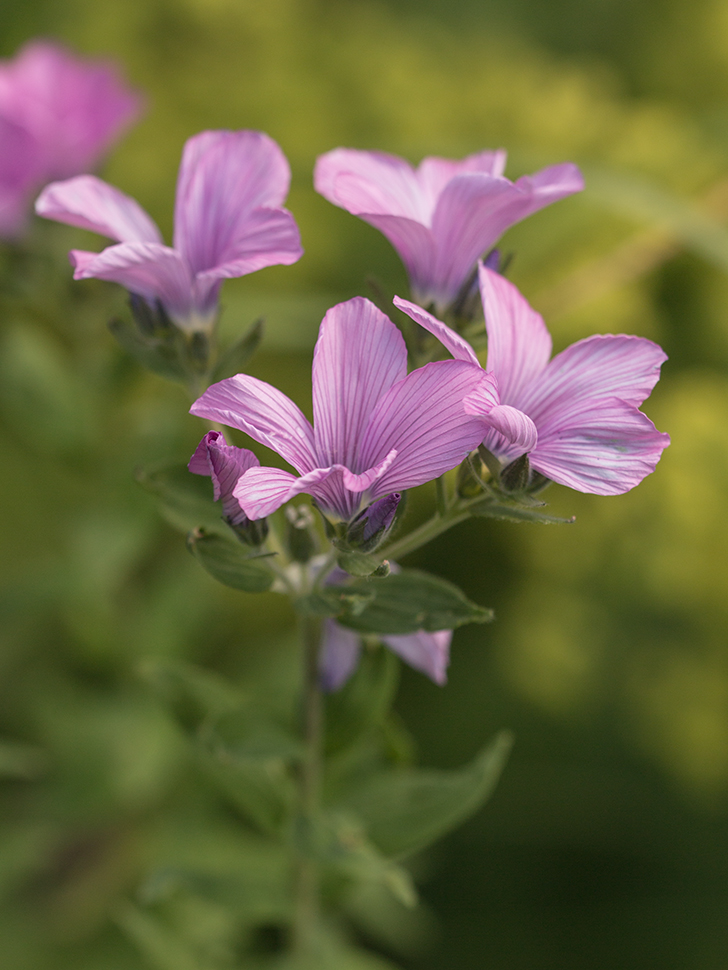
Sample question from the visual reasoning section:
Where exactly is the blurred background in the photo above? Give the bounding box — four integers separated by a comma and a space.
2, 0, 728, 967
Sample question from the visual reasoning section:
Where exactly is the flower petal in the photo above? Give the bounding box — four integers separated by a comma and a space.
319, 620, 362, 691
393, 296, 480, 365
358, 360, 491, 496
530, 399, 670, 495
190, 375, 317, 474
479, 265, 552, 406
232, 465, 301, 519
415, 150, 507, 210
382, 629, 452, 685
174, 130, 294, 274
315, 148, 428, 221
312, 297, 407, 469
523, 333, 669, 422
35, 175, 162, 243
483, 404, 538, 453
188, 431, 259, 524
360, 214, 436, 300
69, 242, 193, 318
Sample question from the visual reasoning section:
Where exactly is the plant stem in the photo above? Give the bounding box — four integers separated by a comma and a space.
292, 612, 323, 956
381, 504, 472, 561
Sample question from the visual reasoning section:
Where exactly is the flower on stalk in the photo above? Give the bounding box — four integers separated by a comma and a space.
314, 147, 583, 315
0, 40, 140, 238
188, 430, 268, 544
319, 618, 452, 691
396, 265, 670, 495
190, 296, 502, 522
36, 129, 303, 332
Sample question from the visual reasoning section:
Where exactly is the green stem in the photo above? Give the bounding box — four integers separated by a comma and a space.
292, 613, 323, 956
381, 504, 473, 561
435, 475, 449, 517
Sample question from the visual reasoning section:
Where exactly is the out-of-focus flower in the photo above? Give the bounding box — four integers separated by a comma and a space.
396, 265, 670, 495
0, 39, 140, 238
190, 296, 499, 521
314, 147, 583, 314
319, 618, 452, 690
36, 130, 303, 331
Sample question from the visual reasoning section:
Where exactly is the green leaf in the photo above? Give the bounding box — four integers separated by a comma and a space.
136, 461, 228, 535
470, 499, 575, 525
139, 659, 246, 730
298, 587, 376, 618
187, 530, 274, 592
210, 317, 263, 382
341, 731, 513, 858
335, 569, 493, 635
325, 648, 400, 754
200, 708, 299, 836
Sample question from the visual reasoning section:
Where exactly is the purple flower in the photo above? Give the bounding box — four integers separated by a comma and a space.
36, 130, 303, 331
319, 618, 452, 691
0, 40, 140, 238
190, 296, 497, 521
314, 147, 583, 314
396, 265, 670, 495
188, 430, 259, 526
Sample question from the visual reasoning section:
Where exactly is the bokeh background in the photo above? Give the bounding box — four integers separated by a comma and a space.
2, 0, 728, 967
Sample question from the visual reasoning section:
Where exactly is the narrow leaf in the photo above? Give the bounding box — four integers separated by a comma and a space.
342, 731, 513, 858
470, 500, 575, 525
187, 531, 274, 593
336, 569, 493, 635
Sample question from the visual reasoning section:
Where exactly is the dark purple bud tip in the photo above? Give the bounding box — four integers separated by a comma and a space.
345, 492, 401, 553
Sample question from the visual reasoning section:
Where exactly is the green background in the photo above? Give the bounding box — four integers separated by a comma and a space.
2, 0, 728, 967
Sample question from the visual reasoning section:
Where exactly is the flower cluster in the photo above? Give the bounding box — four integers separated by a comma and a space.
0, 40, 140, 238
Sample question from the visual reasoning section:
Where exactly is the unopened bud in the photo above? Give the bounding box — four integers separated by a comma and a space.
345, 493, 401, 553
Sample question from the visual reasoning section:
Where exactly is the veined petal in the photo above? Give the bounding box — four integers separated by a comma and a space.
312, 297, 407, 469
188, 430, 259, 524
512, 162, 585, 216
174, 130, 294, 274
382, 629, 452, 685
530, 399, 670, 495
232, 465, 300, 519
35, 175, 162, 243
522, 333, 669, 422
415, 150, 507, 210
393, 296, 480, 365
319, 620, 362, 691
315, 148, 428, 222
192, 206, 303, 315
358, 360, 490, 496
483, 405, 538, 453
430, 174, 522, 302
190, 374, 317, 474
479, 265, 552, 405
361, 214, 436, 299
69, 242, 193, 318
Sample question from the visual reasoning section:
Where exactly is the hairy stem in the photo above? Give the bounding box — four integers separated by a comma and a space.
292, 613, 324, 956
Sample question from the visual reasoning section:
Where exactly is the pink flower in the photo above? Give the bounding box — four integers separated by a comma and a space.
36, 130, 303, 331
314, 147, 583, 313
395, 265, 670, 495
0, 40, 140, 238
190, 296, 498, 522
319, 618, 452, 691
188, 431, 259, 527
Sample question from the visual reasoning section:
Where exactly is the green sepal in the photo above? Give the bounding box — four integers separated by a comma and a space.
187, 530, 274, 592
210, 317, 263, 382
337, 569, 493, 635
136, 460, 228, 536
325, 648, 400, 754
335, 549, 387, 578
340, 731, 513, 858
108, 316, 190, 383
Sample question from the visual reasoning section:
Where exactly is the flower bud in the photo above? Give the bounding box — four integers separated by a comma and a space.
499, 454, 531, 493
344, 493, 401, 553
